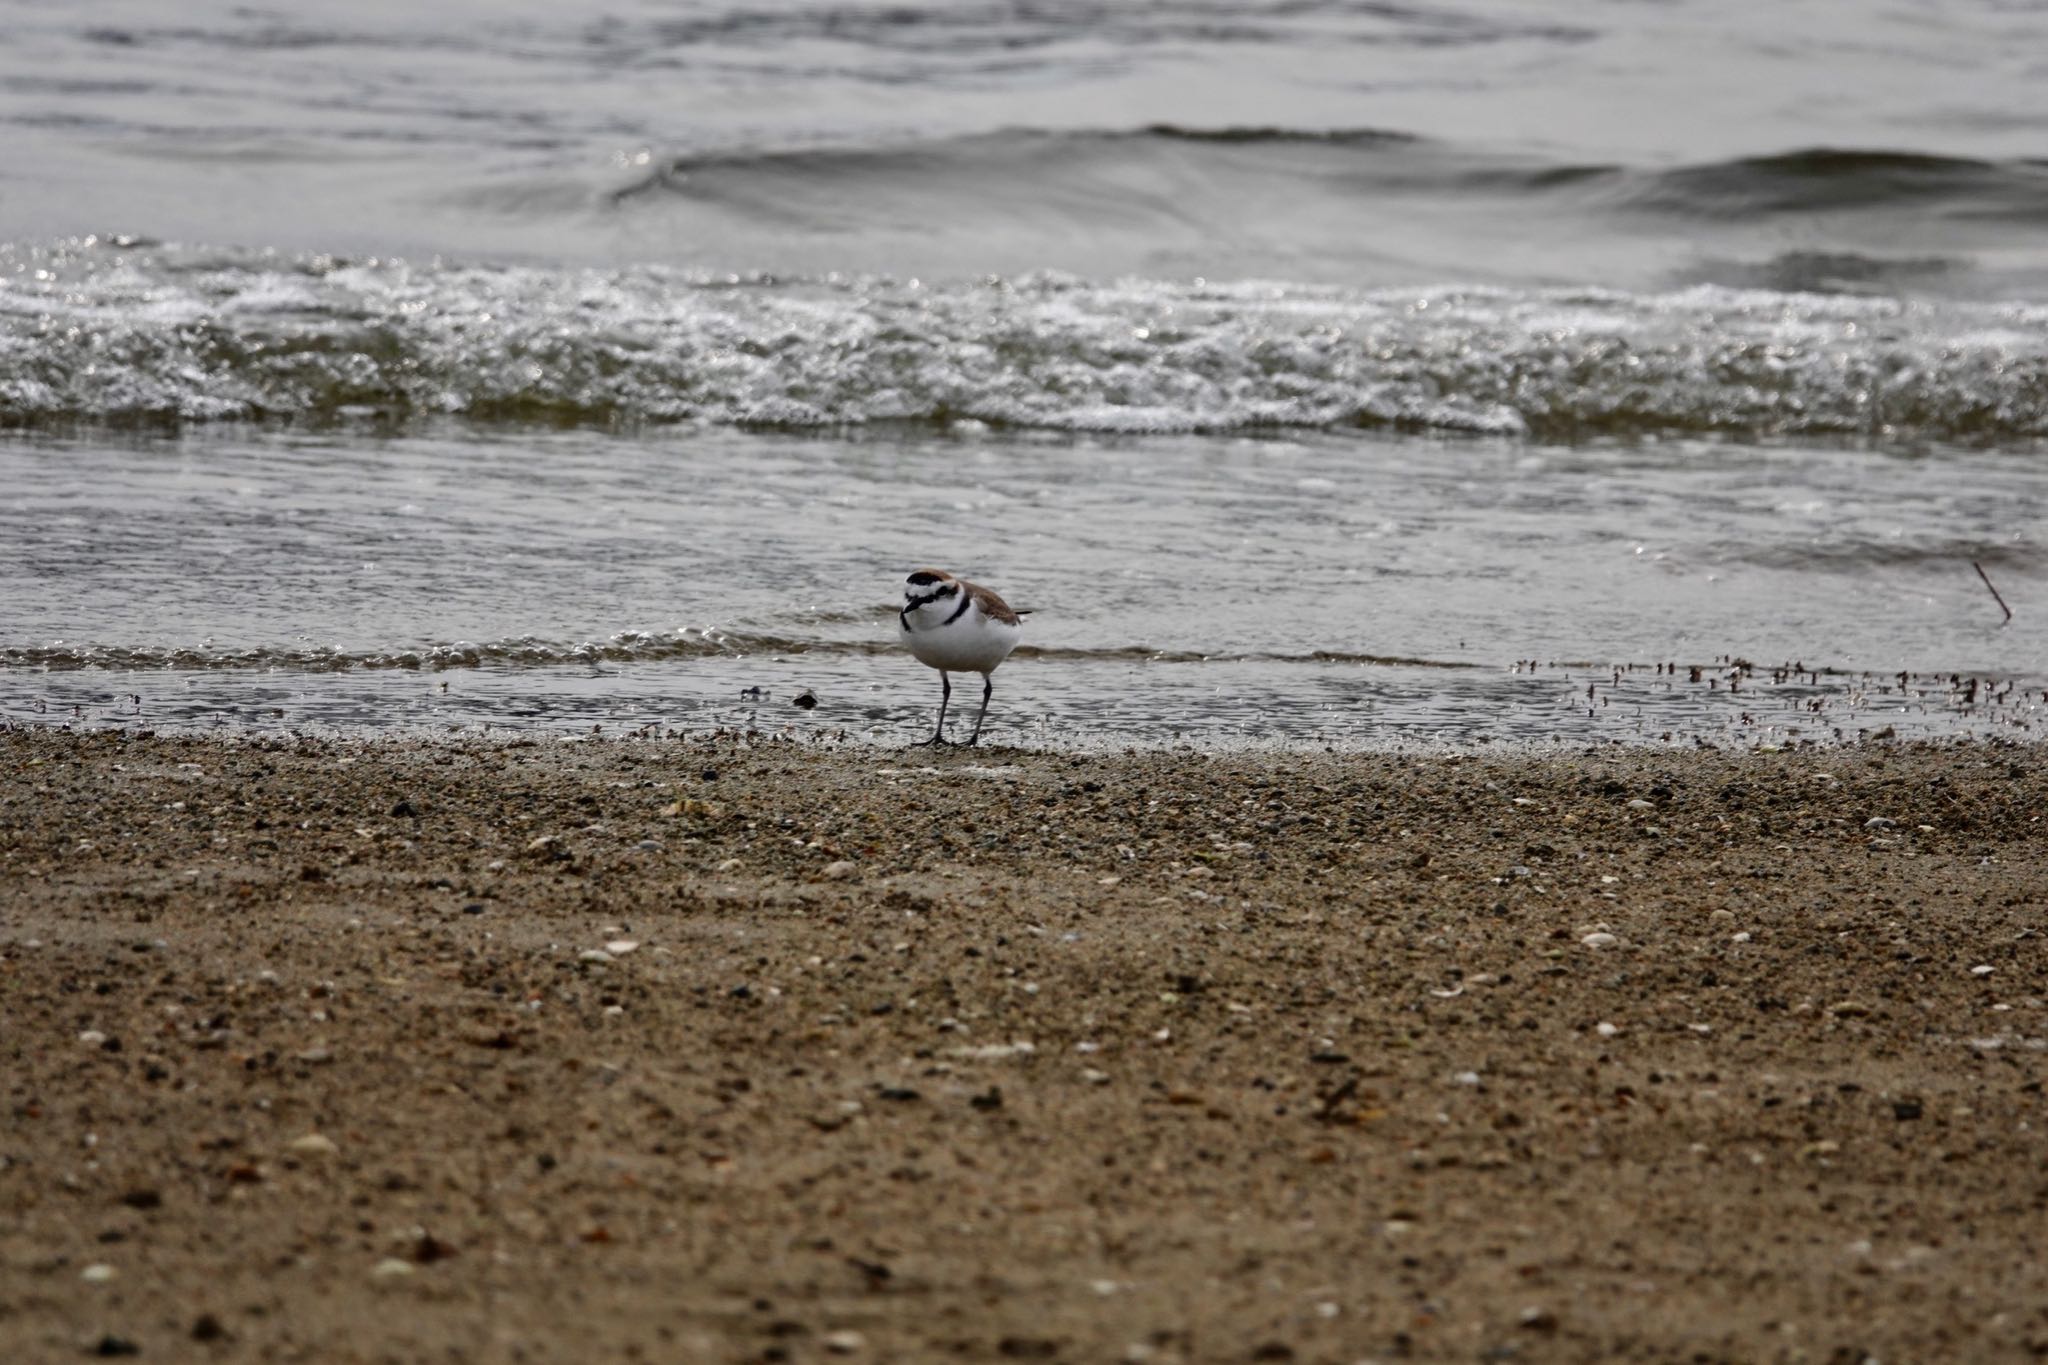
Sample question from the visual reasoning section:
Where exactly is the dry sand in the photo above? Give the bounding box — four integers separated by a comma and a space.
2, 727, 2045, 1363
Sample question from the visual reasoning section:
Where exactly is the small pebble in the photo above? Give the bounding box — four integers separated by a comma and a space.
823, 860, 857, 879
823, 1329, 866, 1354
605, 939, 640, 956
578, 949, 614, 964
81, 1263, 118, 1283
371, 1258, 416, 1280
78, 1030, 108, 1047
1971, 964, 1995, 977
1581, 931, 1619, 949
1595, 1022, 1619, 1038
288, 1133, 339, 1156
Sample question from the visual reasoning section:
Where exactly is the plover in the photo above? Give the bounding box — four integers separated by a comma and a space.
897, 568, 1023, 746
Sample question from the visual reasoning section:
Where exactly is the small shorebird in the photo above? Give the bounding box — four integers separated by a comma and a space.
897, 568, 1023, 746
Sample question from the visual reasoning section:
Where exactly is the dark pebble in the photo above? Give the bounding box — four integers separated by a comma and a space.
190, 1314, 226, 1343
92, 1336, 141, 1358
413, 1232, 458, 1264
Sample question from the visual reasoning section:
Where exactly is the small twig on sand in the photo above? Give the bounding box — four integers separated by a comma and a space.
1973, 560, 2013, 622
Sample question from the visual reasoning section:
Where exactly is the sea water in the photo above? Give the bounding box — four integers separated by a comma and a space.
3, 1, 2043, 747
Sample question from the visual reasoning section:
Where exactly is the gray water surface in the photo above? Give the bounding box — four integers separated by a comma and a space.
7, 427, 2040, 745
3, 0, 2046, 746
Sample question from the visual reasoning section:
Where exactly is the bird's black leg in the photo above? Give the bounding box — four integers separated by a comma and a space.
915, 671, 952, 746
965, 674, 994, 746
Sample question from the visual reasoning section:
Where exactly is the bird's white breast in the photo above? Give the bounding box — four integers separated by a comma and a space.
900, 598, 1020, 674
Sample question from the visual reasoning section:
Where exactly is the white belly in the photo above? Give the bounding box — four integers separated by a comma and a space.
901, 616, 1019, 674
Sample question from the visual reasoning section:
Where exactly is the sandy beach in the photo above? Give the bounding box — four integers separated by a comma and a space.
2, 727, 2045, 1363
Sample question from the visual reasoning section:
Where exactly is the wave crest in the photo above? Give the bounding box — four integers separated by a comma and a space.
2, 242, 2045, 441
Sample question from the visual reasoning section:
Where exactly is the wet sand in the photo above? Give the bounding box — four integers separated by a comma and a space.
2, 728, 2045, 1363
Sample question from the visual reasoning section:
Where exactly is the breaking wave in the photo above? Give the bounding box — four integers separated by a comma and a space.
2, 239, 2045, 441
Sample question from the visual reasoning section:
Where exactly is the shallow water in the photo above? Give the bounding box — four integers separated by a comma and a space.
2, 1, 2045, 747
5, 427, 2040, 745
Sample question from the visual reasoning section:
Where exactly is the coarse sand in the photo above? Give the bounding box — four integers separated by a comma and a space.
2, 729, 2045, 1363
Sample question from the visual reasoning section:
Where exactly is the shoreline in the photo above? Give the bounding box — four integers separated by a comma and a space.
3, 729, 2045, 1361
